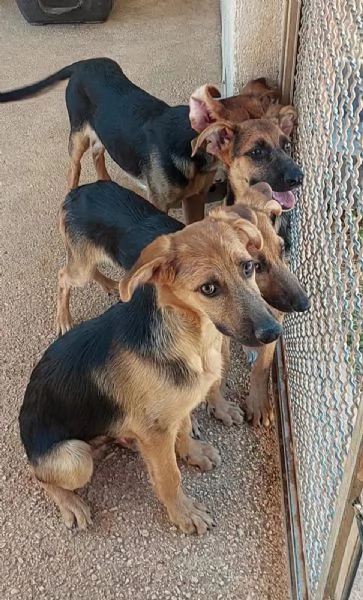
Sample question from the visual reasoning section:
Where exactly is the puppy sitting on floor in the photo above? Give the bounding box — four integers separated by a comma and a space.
19, 210, 282, 534
56, 180, 309, 427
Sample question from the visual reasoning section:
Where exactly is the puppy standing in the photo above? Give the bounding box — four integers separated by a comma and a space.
0, 58, 303, 222
222, 184, 310, 426
19, 212, 282, 533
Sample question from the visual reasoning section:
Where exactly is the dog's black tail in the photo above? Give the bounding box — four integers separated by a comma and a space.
0, 62, 81, 103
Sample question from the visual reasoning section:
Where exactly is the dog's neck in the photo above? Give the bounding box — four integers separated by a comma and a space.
156, 286, 223, 377
226, 168, 250, 199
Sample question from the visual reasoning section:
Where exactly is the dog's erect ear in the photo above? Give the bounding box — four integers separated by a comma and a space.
189, 84, 222, 132
278, 105, 298, 137
209, 208, 263, 250
265, 104, 297, 137
119, 236, 173, 302
191, 121, 236, 160
264, 199, 282, 219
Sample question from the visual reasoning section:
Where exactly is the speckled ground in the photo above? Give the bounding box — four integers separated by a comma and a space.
0, 1, 289, 598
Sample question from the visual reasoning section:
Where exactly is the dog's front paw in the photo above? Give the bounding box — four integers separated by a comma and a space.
207, 394, 244, 427
180, 438, 221, 471
245, 391, 274, 428
168, 494, 214, 535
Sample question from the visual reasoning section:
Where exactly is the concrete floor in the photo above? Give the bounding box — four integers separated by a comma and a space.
0, 1, 289, 598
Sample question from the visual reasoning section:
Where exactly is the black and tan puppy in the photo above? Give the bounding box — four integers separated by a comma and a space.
55, 180, 309, 427
0, 58, 302, 222
222, 184, 310, 427
19, 211, 282, 534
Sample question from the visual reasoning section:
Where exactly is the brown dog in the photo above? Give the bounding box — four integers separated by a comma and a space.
189, 77, 292, 126
191, 115, 301, 212
216, 183, 310, 427
0, 60, 302, 222
54, 180, 309, 431
20, 210, 282, 534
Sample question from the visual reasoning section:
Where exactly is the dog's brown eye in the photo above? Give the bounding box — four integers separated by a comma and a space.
200, 283, 219, 297
284, 142, 292, 154
255, 262, 261, 272
242, 261, 254, 278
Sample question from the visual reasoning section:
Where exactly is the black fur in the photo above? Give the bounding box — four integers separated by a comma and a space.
0, 58, 211, 192
64, 181, 184, 268
19, 285, 197, 464
0, 57, 302, 199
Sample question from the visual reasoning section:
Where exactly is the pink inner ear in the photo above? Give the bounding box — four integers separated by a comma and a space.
205, 127, 233, 156
280, 115, 295, 137
189, 97, 214, 133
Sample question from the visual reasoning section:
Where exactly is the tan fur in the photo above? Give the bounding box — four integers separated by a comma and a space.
44, 211, 273, 533
66, 79, 296, 224
68, 124, 111, 191
221, 184, 305, 426
189, 78, 296, 135
191, 117, 293, 200
56, 184, 300, 431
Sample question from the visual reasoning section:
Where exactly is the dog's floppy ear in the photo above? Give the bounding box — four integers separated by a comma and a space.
209, 208, 263, 250
119, 236, 173, 302
250, 182, 273, 200
191, 121, 236, 160
220, 203, 258, 225
189, 84, 223, 132
264, 199, 282, 219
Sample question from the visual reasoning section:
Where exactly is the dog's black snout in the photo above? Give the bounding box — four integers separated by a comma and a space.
255, 321, 283, 344
284, 166, 304, 188
292, 294, 311, 312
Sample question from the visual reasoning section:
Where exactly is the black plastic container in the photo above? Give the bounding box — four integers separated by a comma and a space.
15, 1, 114, 25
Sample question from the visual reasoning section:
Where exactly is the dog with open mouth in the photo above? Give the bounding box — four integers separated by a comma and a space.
0, 58, 302, 221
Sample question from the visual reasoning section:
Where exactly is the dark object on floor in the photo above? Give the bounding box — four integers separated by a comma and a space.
15, 1, 113, 25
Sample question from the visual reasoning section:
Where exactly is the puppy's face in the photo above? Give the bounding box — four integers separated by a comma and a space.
191, 118, 303, 210
119, 212, 282, 346
224, 183, 310, 313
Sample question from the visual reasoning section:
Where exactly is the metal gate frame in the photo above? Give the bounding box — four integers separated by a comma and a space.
275, 2, 363, 599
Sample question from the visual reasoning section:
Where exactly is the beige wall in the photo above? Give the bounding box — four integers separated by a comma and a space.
221, 0, 285, 94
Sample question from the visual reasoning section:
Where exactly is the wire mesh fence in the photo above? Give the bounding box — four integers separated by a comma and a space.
283, 0, 362, 595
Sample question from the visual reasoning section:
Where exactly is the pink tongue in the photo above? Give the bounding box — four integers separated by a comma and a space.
272, 191, 296, 210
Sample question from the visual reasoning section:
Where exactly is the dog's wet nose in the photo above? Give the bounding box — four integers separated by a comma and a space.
255, 321, 283, 344
292, 294, 311, 312
284, 166, 304, 188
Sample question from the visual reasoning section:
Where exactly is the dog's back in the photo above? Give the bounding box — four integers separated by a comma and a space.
63, 181, 184, 270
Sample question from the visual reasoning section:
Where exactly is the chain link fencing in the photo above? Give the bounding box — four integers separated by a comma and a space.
283, 0, 362, 595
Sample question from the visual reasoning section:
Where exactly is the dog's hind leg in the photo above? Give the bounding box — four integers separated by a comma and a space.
34, 440, 93, 530
90, 134, 111, 182
56, 265, 74, 336
67, 129, 90, 190
56, 250, 95, 336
